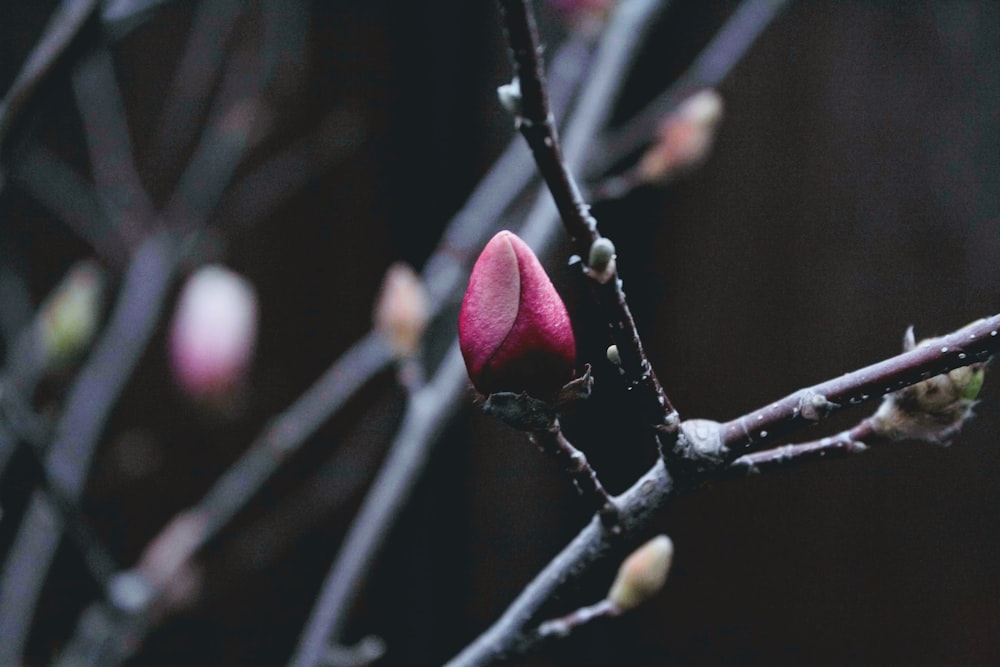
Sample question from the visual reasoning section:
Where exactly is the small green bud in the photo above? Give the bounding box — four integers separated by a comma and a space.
606, 344, 621, 366
38, 261, 105, 369
588, 237, 616, 274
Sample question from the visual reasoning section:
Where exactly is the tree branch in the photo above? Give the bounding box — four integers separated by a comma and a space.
498, 0, 681, 454
444, 314, 998, 666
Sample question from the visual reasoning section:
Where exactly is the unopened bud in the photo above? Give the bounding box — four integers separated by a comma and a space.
373, 262, 430, 358
459, 231, 576, 398
607, 535, 674, 612
168, 265, 258, 402
606, 344, 621, 366
638, 89, 724, 186
871, 328, 987, 445
38, 261, 105, 369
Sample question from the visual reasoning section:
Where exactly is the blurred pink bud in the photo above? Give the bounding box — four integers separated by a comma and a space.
459, 231, 576, 398
169, 266, 258, 401
638, 89, 724, 185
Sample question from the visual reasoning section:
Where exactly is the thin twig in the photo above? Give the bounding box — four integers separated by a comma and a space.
7, 145, 130, 268
717, 315, 1000, 459
728, 420, 874, 475
590, 0, 794, 177
145, 0, 248, 182
71, 46, 155, 248
288, 345, 470, 667
0, 0, 101, 163
529, 420, 620, 529
498, 0, 681, 452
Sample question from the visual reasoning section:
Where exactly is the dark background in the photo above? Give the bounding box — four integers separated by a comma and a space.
1, 1, 998, 665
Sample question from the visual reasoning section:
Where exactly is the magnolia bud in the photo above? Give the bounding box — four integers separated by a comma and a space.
637, 89, 724, 186
871, 329, 987, 445
168, 265, 258, 401
38, 261, 105, 369
373, 262, 430, 358
458, 231, 576, 398
607, 535, 674, 612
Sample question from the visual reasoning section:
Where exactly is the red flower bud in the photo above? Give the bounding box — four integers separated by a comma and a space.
459, 231, 576, 397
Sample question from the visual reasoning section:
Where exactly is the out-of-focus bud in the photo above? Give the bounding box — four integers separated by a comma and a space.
373, 262, 430, 358
871, 328, 987, 445
607, 535, 674, 612
38, 260, 105, 370
168, 265, 258, 402
637, 89, 724, 186
459, 231, 576, 398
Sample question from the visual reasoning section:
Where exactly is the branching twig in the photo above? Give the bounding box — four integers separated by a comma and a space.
288, 346, 469, 667
0, 0, 101, 163
728, 420, 874, 475
528, 421, 619, 528
444, 314, 999, 666
717, 315, 1000, 459
498, 0, 681, 457
0, 233, 180, 664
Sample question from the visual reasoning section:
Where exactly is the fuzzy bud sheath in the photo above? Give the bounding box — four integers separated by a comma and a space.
459, 231, 576, 398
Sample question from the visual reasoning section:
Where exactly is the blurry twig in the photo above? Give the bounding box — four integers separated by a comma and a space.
0, 233, 181, 664
0, 0, 101, 164
71, 46, 155, 248
589, 0, 793, 178
6, 145, 130, 268
289, 2, 668, 665
288, 346, 469, 667
146, 0, 248, 182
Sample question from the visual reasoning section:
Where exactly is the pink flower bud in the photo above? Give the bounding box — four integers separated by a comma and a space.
169, 266, 258, 401
459, 231, 576, 397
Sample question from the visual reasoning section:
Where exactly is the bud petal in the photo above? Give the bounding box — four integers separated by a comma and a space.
458, 231, 576, 397
169, 265, 258, 401
607, 535, 674, 612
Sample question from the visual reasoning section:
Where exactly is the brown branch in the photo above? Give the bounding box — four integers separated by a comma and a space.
728, 420, 875, 475
497, 0, 681, 454
529, 421, 620, 529
444, 313, 998, 666
717, 315, 1000, 460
